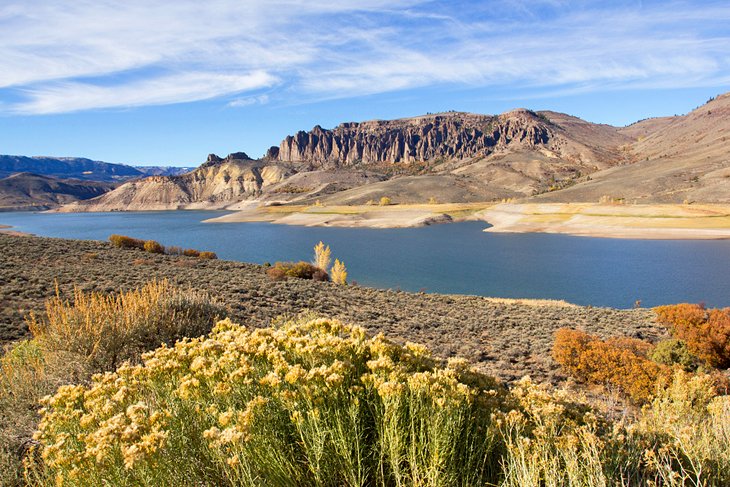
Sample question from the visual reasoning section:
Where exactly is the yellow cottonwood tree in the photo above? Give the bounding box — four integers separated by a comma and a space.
330, 259, 347, 285
313, 241, 331, 271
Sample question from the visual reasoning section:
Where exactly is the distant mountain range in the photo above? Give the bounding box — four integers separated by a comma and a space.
6, 92, 730, 212
0, 155, 194, 182
0, 156, 194, 210
0, 173, 115, 211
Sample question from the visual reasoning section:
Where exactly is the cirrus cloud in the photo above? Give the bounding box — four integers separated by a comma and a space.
1, 0, 728, 114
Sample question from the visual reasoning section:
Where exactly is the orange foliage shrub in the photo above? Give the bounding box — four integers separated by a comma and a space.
143, 240, 165, 254
108, 234, 144, 249
655, 303, 708, 332
655, 304, 730, 369
553, 328, 669, 403
183, 249, 201, 257
266, 267, 287, 281
605, 336, 653, 357
198, 251, 217, 260
266, 261, 329, 281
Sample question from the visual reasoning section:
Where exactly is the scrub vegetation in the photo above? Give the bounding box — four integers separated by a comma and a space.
109, 234, 217, 260
7, 313, 729, 486
1, 281, 223, 486
2, 234, 729, 485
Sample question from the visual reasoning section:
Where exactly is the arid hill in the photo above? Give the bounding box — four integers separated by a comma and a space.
0, 173, 115, 211
536, 94, 730, 203
61, 153, 297, 211
63, 108, 637, 211
59, 93, 730, 212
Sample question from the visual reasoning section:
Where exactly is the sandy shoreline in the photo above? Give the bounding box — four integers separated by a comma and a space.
204, 202, 490, 228
0, 224, 32, 237
9, 201, 730, 239
205, 202, 730, 239
478, 203, 730, 240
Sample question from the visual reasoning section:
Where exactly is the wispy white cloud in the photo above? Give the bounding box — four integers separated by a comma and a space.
1, 0, 728, 114
227, 94, 270, 108
14, 72, 277, 114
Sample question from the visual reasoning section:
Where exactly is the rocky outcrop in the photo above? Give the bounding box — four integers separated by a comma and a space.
271, 110, 622, 170
60, 154, 292, 212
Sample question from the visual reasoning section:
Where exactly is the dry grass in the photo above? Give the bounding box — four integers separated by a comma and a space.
482, 203, 730, 238
27, 280, 224, 371
515, 203, 730, 229
481, 297, 576, 307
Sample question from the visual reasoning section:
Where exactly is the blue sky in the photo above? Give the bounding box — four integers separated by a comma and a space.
0, 0, 728, 166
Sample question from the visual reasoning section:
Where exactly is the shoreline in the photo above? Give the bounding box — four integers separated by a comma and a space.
0, 224, 32, 237
478, 203, 730, 240
203, 202, 492, 228
8, 201, 730, 240
204, 201, 730, 240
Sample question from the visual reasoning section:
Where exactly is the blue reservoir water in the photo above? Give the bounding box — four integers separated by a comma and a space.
2, 210, 729, 308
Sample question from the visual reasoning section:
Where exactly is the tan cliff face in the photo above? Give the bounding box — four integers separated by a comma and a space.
58, 110, 635, 211
60, 154, 292, 212
269, 110, 627, 172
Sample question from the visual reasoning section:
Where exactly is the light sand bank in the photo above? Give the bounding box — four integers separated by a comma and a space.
204, 203, 491, 228
478, 203, 730, 239
0, 224, 32, 237
206, 202, 730, 239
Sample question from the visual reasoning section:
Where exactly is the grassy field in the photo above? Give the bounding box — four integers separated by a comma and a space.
0, 233, 660, 384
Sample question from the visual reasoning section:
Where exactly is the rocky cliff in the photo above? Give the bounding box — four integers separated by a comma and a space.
60, 153, 292, 212
269, 110, 628, 171
59, 94, 730, 212
62, 109, 637, 211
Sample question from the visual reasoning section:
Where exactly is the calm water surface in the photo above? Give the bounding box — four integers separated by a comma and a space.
2, 211, 729, 308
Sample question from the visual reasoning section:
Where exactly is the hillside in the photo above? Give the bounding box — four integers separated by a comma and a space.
0, 155, 144, 182
61, 153, 297, 211
57, 93, 730, 212
536, 94, 730, 203
64, 109, 635, 211
0, 173, 115, 211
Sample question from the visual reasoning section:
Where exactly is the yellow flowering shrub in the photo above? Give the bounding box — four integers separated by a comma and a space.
27, 315, 730, 486
29, 314, 511, 485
